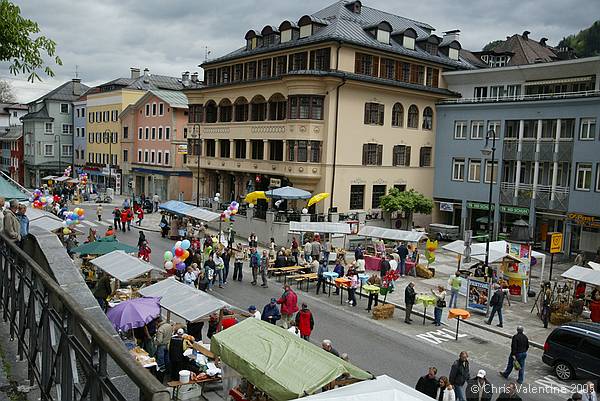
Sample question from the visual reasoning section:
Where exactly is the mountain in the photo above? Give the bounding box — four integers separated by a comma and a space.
558, 20, 600, 57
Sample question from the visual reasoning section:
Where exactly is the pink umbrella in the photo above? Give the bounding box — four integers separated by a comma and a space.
106, 297, 161, 331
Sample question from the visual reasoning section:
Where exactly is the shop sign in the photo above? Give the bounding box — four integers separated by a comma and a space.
269, 178, 281, 187
499, 205, 529, 215
504, 242, 531, 302
439, 202, 454, 212
467, 202, 494, 211
467, 278, 491, 314
550, 232, 563, 254
568, 213, 600, 228
177, 144, 188, 155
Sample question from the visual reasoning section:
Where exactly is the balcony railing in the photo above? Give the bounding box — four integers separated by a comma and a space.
438, 90, 600, 104
499, 182, 570, 211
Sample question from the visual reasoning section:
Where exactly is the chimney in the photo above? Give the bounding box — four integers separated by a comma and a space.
182, 71, 190, 86
522, 30, 530, 40
191, 72, 198, 83
72, 78, 81, 96
130, 67, 140, 79
345, 1, 362, 14
539, 37, 548, 47
443, 29, 460, 43
143, 68, 150, 83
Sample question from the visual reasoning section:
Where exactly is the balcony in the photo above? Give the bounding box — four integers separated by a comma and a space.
437, 90, 600, 104
187, 120, 325, 141
503, 141, 518, 160
500, 182, 569, 211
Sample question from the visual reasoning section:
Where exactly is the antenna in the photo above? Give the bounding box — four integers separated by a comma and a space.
204, 46, 211, 62
74, 65, 80, 79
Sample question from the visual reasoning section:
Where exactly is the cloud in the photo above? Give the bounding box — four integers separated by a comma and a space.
2, 0, 597, 103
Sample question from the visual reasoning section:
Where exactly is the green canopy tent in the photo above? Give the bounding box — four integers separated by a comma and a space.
0, 175, 30, 201
72, 236, 138, 256
211, 318, 373, 401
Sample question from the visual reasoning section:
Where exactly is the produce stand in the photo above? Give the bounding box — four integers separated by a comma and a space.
357, 226, 426, 274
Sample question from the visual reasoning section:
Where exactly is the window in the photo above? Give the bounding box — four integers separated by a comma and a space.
452, 158, 465, 181
95, 132, 101, 143
560, 119, 575, 139
489, 85, 504, 99
157, 151, 162, 164
235, 140, 246, 158
454, 121, 467, 139
426, 67, 439, 87
364, 103, 384, 125
580, 118, 596, 140
75, 127, 80, 137
391, 103, 404, 127
138, 127, 143, 140
580, 338, 600, 360
380, 58, 395, 80
138, 150, 142, 162
205, 102, 218, 123
144, 150, 149, 163
474, 86, 488, 99
419, 146, 432, 167
145, 104, 150, 116
165, 127, 171, 140
62, 124, 72, 134
258, 59, 271, 78
274, 56, 287, 76
471, 121, 485, 139
372, 185, 386, 209
487, 121, 501, 138
183, 127, 188, 138
45, 123, 53, 134
88, 133, 93, 143
159, 103, 164, 116
189, 104, 204, 123
81, 108, 85, 118
60, 103, 69, 113
220, 139, 231, 158
407, 105, 419, 128
152, 103, 157, 116
75, 108, 79, 118
506, 84, 521, 98
164, 151, 170, 165
468, 159, 481, 182
288, 141, 295, 162
44, 144, 54, 157
111, 110, 118, 121
399, 62, 410, 82
310, 141, 321, 162
288, 95, 323, 120
89, 112, 94, 123
576, 163, 592, 191
422, 107, 433, 130
123, 149, 128, 162
362, 143, 383, 166
95, 111, 101, 122
549, 330, 582, 350
151, 127, 156, 140
250, 98, 267, 121
103, 111, 109, 122
350, 185, 365, 209
205, 139, 216, 157
310, 48, 331, 71
484, 160, 498, 183
61, 144, 73, 157
268, 97, 287, 121
297, 140, 307, 162
158, 127, 163, 140
151, 150, 155, 164
289, 52, 308, 71
354, 53, 378, 76
112, 131, 118, 143
250, 140, 263, 160
268, 140, 284, 161
392, 145, 411, 166
123, 126, 128, 139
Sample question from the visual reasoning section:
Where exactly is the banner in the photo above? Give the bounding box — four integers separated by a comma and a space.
503, 242, 531, 302
177, 144, 188, 155
466, 278, 491, 314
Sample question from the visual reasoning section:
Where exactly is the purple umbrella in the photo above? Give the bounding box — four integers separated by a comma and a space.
106, 296, 161, 332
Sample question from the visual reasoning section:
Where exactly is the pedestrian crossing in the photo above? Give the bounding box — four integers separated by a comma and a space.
79, 220, 111, 228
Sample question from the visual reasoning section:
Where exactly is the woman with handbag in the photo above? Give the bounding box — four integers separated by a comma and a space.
431, 285, 447, 327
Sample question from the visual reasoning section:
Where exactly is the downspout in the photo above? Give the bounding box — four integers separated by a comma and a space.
329, 41, 346, 211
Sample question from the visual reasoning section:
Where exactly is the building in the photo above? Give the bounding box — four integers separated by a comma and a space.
85, 68, 183, 194
185, 0, 473, 221
433, 56, 600, 256
73, 93, 90, 174
22, 79, 89, 187
120, 89, 192, 201
0, 103, 27, 184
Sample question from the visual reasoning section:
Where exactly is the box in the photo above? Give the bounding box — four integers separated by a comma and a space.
177, 383, 203, 400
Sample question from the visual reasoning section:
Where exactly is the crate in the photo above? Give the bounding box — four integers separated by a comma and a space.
372, 304, 395, 320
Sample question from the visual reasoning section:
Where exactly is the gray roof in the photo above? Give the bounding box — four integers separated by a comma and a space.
0, 126, 23, 141
31, 80, 90, 103
148, 90, 188, 108
205, 1, 472, 69
20, 105, 52, 121
99, 74, 184, 92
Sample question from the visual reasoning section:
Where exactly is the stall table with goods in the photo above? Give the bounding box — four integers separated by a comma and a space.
334, 277, 352, 305
415, 294, 437, 325
288, 221, 352, 261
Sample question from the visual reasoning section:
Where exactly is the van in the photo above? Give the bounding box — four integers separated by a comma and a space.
542, 322, 600, 380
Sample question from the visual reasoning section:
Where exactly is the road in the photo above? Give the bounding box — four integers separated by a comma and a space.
76, 203, 573, 401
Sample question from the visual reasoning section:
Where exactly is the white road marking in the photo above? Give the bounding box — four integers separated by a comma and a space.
416, 328, 468, 344
80, 220, 97, 227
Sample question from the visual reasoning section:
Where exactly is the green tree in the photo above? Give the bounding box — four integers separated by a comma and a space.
379, 188, 433, 229
559, 20, 600, 57
0, 0, 62, 82
0, 80, 16, 102
482, 40, 504, 52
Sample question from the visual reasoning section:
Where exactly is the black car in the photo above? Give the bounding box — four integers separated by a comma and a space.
542, 322, 600, 380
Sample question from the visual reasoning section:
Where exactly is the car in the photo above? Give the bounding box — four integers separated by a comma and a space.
542, 322, 600, 380
428, 223, 460, 241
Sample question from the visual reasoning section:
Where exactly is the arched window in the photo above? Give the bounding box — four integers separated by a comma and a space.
391, 103, 404, 127
250, 95, 267, 121
218, 99, 232, 122
422, 107, 433, 130
205, 100, 217, 123
407, 105, 419, 128
233, 97, 249, 122
268, 93, 287, 121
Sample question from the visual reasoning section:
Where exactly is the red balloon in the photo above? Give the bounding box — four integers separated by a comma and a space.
175, 247, 184, 257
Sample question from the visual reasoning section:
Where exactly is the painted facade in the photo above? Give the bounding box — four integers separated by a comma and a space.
73, 97, 87, 171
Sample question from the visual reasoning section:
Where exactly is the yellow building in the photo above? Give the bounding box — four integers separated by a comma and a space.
185, 1, 473, 224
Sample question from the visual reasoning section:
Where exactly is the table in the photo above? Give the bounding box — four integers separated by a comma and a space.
364, 255, 382, 271
358, 274, 369, 299
448, 308, 471, 340
415, 294, 437, 325
168, 375, 221, 400
270, 266, 307, 284
293, 273, 318, 291
334, 277, 351, 305
322, 272, 339, 296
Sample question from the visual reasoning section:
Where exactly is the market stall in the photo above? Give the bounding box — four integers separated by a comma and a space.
91, 250, 159, 283
357, 226, 426, 273
562, 266, 600, 287
159, 200, 221, 222
211, 318, 373, 401
288, 221, 352, 252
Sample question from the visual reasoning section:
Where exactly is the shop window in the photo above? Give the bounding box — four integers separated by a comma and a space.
371, 185, 386, 209
350, 185, 365, 209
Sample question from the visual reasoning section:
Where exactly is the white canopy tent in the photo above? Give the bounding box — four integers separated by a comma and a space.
357, 226, 426, 243
91, 251, 157, 282
300, 375, 433, 401
54, 176, 70, 182
562, 266, 600, 287
588, 261, 600, 271
289, 221, 351, 235
139, 277, 229, 322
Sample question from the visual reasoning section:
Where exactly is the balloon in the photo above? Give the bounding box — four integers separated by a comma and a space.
231, 201, 238, 208
175, 247, 184, 257
164, 261, 173, 270
182, 250, 190, 260
172, 256, 181, 265
164, 251, 173, 261
62, 228, 70, 234
40, 197, 46, 203
231, 209, 237, 215
77, 208, 85, 216
181, 239, 191, 250
176, 262, 186, 270
175, 241, 182, 249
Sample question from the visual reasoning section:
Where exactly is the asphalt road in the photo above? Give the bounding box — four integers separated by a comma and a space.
77, 204, 570, 401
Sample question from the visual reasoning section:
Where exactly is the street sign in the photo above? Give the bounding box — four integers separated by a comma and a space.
550, 233, 563, 254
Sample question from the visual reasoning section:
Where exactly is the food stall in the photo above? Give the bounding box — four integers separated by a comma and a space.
288, 221, 352, 257
159, 200, 221, 239
550, 266, 600, 324
211, 318, 373, 401
357, 226, 426, 273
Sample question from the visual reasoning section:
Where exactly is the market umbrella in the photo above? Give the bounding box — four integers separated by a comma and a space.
307, 192, 330, 207
448, 308, 471, 340
244, 191, 268, 204
264, 186, 311, 200
72, 236, 138, 255
106, 296, 161, 331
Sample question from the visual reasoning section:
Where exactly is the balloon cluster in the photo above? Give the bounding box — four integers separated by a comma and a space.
64, 207, 85, 226
425, 239, 438, 265
79, 173, 88, 189
163, 239, 191, 272
220, 201, 239, 223
30, 188, 54, 209
63, 165, 72, 177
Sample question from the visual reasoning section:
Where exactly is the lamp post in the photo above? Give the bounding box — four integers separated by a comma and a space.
104, 129, 112, 191
54, 134, 62, 175
481, 129, 497, 278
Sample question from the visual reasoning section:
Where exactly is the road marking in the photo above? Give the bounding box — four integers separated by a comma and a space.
416, 328, 468, 344
96, 220, 110, 227
534, 375, 572, 393
80, 220, 97, 227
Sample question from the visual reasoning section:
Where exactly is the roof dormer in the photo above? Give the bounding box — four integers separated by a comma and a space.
261, 25, 280, 47
364, 21, 392, 44
245, 30, 262, 50
391, 27, 417, 50
298, 15, 328, 39
417, 34, 441, 55
440, 30, 462, 60
345, 0, 362, 14
279, 20, 299, 43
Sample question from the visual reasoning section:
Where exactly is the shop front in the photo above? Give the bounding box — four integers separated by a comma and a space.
567, 212, 600, 256
498, 205, 530, 241
132, 167, 192, 203
535, 212, 566, 251
466, 201, 494, 239
466, 202, 530, 241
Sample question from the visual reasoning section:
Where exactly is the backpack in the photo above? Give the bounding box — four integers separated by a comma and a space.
490, 291, 501, 307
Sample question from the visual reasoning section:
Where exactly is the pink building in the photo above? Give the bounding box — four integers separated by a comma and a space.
120, 90, 192, 201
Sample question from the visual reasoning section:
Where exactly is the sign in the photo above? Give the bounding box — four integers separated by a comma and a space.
550, 232, 563, 254
115, 173, 121, 194
439, 202, 454, 212
568, 213, 600, 228
269, 178, 281, 187
466, 278, 491, 314
177, 144, 188, 155
500, 205, 529, 215
504, 242, 531, 302
467, 202, 494, 211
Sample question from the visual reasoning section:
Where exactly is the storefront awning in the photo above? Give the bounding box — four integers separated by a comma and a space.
264, 186, 312, 200
91, 251, 158, 282
562, 266, 600, 286
139, 277, 229, 322
357, 226, 426, 242
158, 200, 220, 222
289, 221, 351, 235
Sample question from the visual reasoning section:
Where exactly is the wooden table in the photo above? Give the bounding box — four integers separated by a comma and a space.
293, 273, 318, 291
269, 266, 306, 284
334, 277, 351, 305
167, 375, 221, 400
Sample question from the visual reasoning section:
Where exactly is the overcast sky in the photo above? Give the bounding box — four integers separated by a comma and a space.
2, 0, 597, 103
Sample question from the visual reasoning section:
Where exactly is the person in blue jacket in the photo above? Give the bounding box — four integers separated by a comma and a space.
261, 298, 281, 325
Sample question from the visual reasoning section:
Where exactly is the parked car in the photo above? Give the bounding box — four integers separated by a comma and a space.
428, 223, 460, 241
542, 322, 600, 380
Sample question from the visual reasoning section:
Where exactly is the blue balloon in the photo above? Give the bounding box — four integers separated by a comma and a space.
181, 240, 191, 250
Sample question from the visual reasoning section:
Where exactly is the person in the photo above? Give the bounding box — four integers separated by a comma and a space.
354, 244, 364, 261
321, 339, 340, 357
168, 328, 187, 380
375, 240, 385, 257
159, 214, 169, 238
105, 225, 115, 237
274, 250, 287, 268
322, 237, 331, 266
496, 382, 522, 400
295, 303, 314, 340
500, 326, 529, 384
138, 241, 151, 262
415, 367, 438, 399
0, 197, 5, 232
92, 272, 113, 311
248, 305, 261, 320
220, 309, 237, 330
184, 266, 197, 286
261, 298, 281, 324
448, 271, 462, 309
112, 207, 121, 231
259, 249, 269, 288
203, 253, 216, 291
17, 204, 29, 242
568, 394, 583, 401
303, 239, 312, 263
186, 319, 204, 342
120, 207, 128, 232
540, 282, 552, 328
590, 294, 600, 323
380, 253, 391, 279
269, 237, 276, 254
126, 207, 134, 231
311, 236, 321, 262
137, 231, 146, 248
487, 284, 506, 328
248, 232, 257, 248
366, 274, 381, 312
397, 242, 409, 277
581, 381, 597, 401
333, 258, 345, 295
436, 376, 455, 401
465, 370, 492, 401
277, 284, 299, 329
249, 247, 260, 286
136, 206, 144, 225
222, 247, 231, 284
232, 244, 245, 282
291, 237, 299, 265
347, 269, 358, 307
213, 251, 225, 288
3, 199, 21, 242
87, 228, 97, 243
152, 193, 160, 212
287, 321, 301, 337
316, 259, 328, 295
449, 351, 470, 401
405, 282, 416, 324
432, 285, 447, 326
154, 317, 172, 373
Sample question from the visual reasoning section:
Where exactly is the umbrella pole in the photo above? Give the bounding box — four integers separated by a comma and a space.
455, 317, 460, 340
423, 306, 427, 325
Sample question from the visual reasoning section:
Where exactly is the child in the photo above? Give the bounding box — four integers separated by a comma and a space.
136, 207, 144, 225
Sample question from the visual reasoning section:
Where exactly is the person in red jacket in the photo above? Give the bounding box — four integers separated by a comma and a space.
120, 207, 128, 232
591, 296, 600, 323
295, 303, 314, 341
136, 207, 144, 225
277, 284, 299, 329
138, 241, 151, 262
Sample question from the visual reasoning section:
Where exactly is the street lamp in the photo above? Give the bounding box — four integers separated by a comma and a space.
481, 129, 496, 278
54, 134, 62, 175
104, 129, 112, 191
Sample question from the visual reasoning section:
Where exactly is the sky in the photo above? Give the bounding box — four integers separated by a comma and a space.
2, 0, 598, 103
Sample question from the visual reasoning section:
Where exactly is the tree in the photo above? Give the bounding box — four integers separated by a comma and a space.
379, 188, 433, 229
559, 20, 600, 57
0, 0, 62, 82
0, 80, 16, 102
482, 40, 504, 52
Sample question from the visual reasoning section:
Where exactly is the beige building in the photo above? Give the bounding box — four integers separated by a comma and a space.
185, 1, 471, 222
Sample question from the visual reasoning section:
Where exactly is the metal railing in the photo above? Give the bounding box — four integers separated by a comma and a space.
0, 233, 169, 401
438, 89, 600, 104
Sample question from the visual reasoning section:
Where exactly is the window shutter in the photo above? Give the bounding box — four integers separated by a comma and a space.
362, 144, 368, 165
405, 146, 411, 166
364, 104, 369, 124
395, 61, 401, 81
355, 54, 362, 74
372, 56, 379, 77
378, 104, 384, 125
432, 68, 439, 87
377, 144, 383, 165
310, 51, 316, 70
